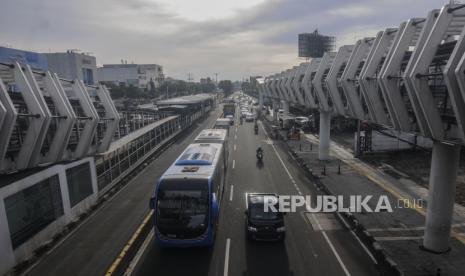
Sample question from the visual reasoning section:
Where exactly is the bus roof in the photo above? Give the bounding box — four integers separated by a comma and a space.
195, 129, 227, 142
163, 143, 223, 177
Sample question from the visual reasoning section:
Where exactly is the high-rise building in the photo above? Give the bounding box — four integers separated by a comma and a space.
200, 77, 212, 84
298, 30, 336, 58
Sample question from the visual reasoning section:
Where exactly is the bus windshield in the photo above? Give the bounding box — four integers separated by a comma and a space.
156, 179, 209, 239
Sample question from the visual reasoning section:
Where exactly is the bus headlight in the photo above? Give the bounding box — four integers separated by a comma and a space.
276, 226, 286, 232
247, 226, 258, 232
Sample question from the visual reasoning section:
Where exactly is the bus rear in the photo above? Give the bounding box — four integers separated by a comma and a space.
223, 103, 235, 116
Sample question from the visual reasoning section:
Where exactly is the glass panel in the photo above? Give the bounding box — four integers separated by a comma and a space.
5, 175, 64, 249
66, 162, 94, 207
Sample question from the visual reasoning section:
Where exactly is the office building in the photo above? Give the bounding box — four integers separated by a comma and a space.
97, 63, 164, 90
45, 50, 98, 85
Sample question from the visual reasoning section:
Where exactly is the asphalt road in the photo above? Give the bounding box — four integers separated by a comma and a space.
130, 114, 380, 276
25, 110, 222, 276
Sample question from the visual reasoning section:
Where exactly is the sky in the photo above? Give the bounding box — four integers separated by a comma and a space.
0, 0, 448, 81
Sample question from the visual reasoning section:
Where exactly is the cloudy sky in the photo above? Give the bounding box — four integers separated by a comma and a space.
0, 0, 446, 81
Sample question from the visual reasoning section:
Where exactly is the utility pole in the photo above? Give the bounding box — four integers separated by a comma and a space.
187, 73, 194, 95
166, 82, 169, 99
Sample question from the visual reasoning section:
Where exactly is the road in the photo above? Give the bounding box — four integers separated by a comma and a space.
129, 114, 380, 276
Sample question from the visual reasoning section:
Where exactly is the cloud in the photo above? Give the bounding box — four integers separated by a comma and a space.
0, 0, 446, 80
328, 5, 376, 18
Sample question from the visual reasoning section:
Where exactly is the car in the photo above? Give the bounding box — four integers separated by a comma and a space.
245, 113, 255, 122
294, 116, 309, 127
245, 193, 286, 241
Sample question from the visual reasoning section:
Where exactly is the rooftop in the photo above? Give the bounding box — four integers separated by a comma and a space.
157, 93, 215, 106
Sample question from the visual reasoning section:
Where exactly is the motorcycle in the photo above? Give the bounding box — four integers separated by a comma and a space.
256, 151, 263, 161
254, 125, 258, 135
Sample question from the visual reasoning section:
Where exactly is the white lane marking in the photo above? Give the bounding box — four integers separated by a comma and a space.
335, 212, 378, 264
260, 122, 350, 275
230, 185, 234, 201
234, 144, 237, 151
124, 229, 154, 276
375, 236, 423, 241
232, 159, 235, 169
235, 134, 237, 140
311, 213, 351, 276
271, 141, 298, 185
224, 238, 231, 276
259, 123, 302, 195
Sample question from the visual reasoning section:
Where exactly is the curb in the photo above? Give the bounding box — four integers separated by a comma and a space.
105, 213, 153, 276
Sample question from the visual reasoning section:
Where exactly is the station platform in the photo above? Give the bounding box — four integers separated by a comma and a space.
23, 110, 220, 276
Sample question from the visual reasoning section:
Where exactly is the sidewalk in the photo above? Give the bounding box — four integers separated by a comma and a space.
284, 130, 465, 276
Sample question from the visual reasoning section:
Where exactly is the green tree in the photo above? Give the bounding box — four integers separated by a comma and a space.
219, 80, 233, 97
105, 82, 148, 99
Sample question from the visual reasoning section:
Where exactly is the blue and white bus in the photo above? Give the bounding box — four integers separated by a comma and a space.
194, 129, 229, 162
149, 143, 226, 247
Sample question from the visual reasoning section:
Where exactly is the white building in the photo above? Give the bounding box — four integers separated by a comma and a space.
97, 63, 164, 90
45, 51, 98, 85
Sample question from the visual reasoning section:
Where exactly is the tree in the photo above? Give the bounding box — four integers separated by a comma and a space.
242, 77, 260, 98
105, 82, 148, 99
218, 80, 233, 97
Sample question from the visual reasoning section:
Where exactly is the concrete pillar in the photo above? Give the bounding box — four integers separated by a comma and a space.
318, 111, 331, 160
282, 100, 289, 117
272, 100, 279, 122
423, 141, 461, 253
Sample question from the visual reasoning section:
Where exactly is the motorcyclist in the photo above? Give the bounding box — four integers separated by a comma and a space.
254, 123, 258, 134
256, 146, 263, 157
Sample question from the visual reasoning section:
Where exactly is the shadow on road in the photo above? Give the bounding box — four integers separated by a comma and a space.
243, 238, 293, 276
256, 159, 264, 169
136, 244, 214, 276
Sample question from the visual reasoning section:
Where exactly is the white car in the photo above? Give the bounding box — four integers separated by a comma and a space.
245, 113, 255, 122
295, 116, 309, 127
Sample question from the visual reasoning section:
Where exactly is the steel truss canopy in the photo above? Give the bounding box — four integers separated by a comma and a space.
0, 62, 120, 173
261, 3, 465, 145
